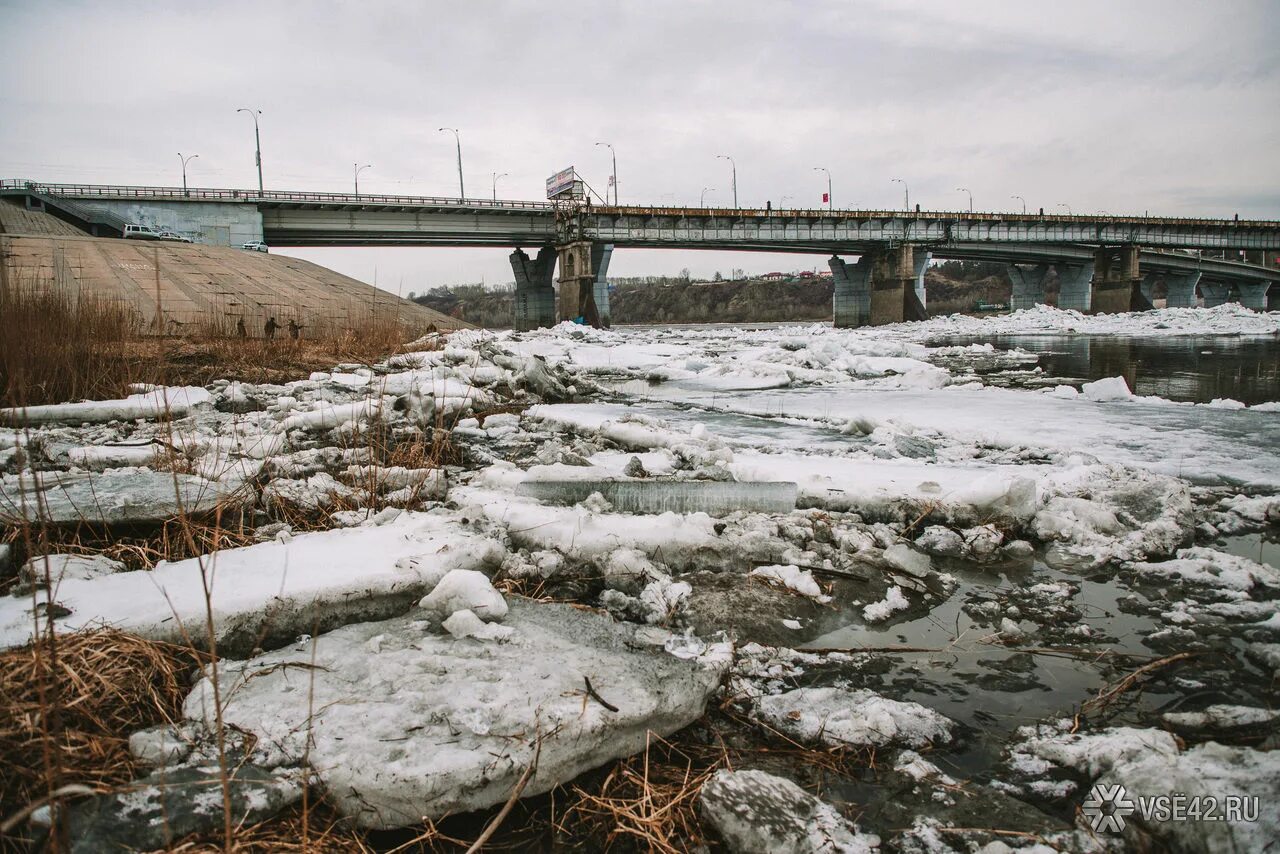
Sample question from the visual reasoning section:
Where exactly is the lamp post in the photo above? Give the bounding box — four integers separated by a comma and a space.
890, 177, 908, 211
178, 152, 199, 194
956, 187, 972, 212
353, 163, 371, 194
1057, 203, 1073, 215
813, 167, 832, 210
701, 187, 715, 207
491, 172, 508, 201
236, 108, 263, 193
595, 142, 617, 205
780, 194, 794, 208
439, 127, 464, 198
716, 155, 737, 208
1011, 195, 1026, 214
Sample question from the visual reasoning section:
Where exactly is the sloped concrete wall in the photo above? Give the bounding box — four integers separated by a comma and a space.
0, 234, 469, 334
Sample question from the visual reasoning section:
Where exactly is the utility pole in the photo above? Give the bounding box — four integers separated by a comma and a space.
354, 162, 371, 194
179, 152, 199, 194
439, 127, 464, 198
717, 155, 737, 208
595, 142, 617, 205
1011, 195, 1026, 214
956, 187, 972, 212
890, 177, 908, 211
813, 167, 832, 210
237, 108, 263, 193
491, 171, 508, 201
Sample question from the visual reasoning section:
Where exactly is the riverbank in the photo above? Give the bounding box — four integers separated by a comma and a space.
3, 304, 1277, 851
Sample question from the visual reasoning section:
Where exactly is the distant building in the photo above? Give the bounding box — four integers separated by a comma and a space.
761, 271, 787, 281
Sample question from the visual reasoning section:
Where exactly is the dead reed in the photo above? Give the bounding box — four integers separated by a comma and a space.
0, 274, 439, 409
0, 629, 199, 823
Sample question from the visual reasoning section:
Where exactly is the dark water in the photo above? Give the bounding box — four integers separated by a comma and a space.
931, 334, 1280, 405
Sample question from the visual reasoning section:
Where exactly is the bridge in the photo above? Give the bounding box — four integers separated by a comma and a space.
3, 179, 1276, 329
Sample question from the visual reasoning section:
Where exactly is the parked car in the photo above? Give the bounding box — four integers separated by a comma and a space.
156, 230, 192, 243
241, 241, 269, 253
123, 224, 161, 240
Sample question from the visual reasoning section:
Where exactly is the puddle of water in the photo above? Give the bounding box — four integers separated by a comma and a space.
930, 334, 1280, 405
797, 534, 1274, 784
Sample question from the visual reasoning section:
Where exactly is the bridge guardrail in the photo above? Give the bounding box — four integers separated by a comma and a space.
0, 179, 554, 212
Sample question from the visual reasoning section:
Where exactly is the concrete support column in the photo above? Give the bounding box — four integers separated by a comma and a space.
1008, 264, 1050, 310
869, 244, 915, 326
908, 249, 931, 320
1236, 281, 1272, 311
1056, 262, 1095, 312
1164, 271, 1201, 308
591, 243, 614, 328
1090, 245, 1140, 314
831, 245, 924, 327
1200, 282, 1231, 308
1134, 272, 1157, 310
510, 246, 557, 331
557, 240, 602, 327
830, 254, 872, 328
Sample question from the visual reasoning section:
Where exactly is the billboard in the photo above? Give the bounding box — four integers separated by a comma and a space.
546, 167, 576, 198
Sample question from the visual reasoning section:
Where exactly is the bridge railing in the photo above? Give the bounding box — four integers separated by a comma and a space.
1, 179, 553, 212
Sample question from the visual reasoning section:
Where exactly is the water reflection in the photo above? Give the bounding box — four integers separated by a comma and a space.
932, 334, 1280, 404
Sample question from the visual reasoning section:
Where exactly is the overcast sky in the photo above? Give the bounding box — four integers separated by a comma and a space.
3, 0, 1277, 291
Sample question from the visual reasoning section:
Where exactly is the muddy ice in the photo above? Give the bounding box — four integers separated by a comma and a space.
3, 306, 1278, 851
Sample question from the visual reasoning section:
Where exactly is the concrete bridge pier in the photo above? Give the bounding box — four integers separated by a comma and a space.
1056, 262, 1096, 312
557, 240, 603, 327
1135, 272, 1157, 311
1201, 282, 1232, 308
1008, 264, 1050, 309
1236, 281, 1272, 310
1164, 271, 1201, 308
868, 244, 921, 325
511, 246, 558, 331
1090, 245, 1141, 314
830, 254, 873, 328
910, 249, 931, 319
591, 244, 614, 328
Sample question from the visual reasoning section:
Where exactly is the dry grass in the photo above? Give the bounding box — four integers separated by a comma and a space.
0, 276, 438, 409
0, 629, 199, 823
166, 803, 374, 853
564, 733, 720, 854
0, 275, 143, 407
8, 515, 259, 573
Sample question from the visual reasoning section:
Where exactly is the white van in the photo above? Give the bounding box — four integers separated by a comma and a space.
123, 224, 161, 240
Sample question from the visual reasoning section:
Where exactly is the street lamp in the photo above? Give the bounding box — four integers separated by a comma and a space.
439, 127, 464, 198
701, 187, 715, 207
716, 155, 737, 208
813, 167, 832, 210
595, 142, 617, 205
1011, 195, 1026, 214
891, 177, 909, 211
1057, 203, 1073, 215
956, 187, 972, 212
236, 108, 263, 193
178, 152, 199, 195
353, 163, 371, 194
780, 194, 794, 208
491, 172, 508, 201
